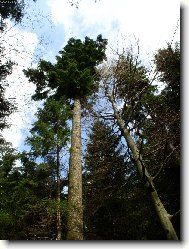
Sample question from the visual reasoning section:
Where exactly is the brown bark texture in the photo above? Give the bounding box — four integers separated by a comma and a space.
67, 98, 83, 240
56, 145, 62, 240
107, 93, 178, 240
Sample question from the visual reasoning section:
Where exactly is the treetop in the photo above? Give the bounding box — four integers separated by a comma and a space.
24, 35, 107, 101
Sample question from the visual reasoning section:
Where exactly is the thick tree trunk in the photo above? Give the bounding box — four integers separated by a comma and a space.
56, 145, 62, 240
67, 98, 83, 240
107, 93, 178, 240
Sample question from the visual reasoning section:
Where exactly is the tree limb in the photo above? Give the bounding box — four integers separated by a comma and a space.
168, 210, 180, 220
152, 146, 177, 180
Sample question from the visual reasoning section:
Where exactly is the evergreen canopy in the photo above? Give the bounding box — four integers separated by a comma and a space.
26, 97, 70, 157
24, 35, 107, 101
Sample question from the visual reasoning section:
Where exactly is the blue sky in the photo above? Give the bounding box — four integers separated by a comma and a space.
21, 0, 180, 62
1, 0, 180, 151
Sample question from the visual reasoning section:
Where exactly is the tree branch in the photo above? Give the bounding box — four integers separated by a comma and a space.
152, 146, 176, 180
168, 210, 180, 220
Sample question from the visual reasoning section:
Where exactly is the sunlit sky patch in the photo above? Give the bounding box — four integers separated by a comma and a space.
1, 0, 180, 150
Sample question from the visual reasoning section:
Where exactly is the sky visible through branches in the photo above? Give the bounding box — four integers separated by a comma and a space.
1, 0, 180, 152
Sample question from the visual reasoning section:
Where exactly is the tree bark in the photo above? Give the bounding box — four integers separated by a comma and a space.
107, 93, 178, 240
56, 145, 62, 240
67, 98, 83, 240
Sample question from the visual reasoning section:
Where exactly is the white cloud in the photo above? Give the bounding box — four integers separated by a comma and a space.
48, 0, 180, 56
1, 23, 39, 149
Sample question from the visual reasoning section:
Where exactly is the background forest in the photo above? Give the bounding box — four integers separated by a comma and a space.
0, 0, 181, 241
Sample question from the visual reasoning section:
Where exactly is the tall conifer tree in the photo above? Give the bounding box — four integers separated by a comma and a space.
26, 97, 70, 240
24, 35, 107, 239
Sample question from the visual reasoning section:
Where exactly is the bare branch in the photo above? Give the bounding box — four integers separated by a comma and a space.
168, 210, 180, 220
152, 145, 177, 180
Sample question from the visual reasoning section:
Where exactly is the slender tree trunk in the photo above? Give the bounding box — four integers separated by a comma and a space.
67, 98, 83, 240
107, 93, 178, 240
56, 145, 62, 240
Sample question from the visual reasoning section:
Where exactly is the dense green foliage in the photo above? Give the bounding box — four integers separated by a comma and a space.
27, 97, 70, 157
83, 121, 165, 239
25, 97, 70, 239
0, 39, 180, 240
0, 98, 70, 239
0, 149, 68, 239
24, 35, 107, 101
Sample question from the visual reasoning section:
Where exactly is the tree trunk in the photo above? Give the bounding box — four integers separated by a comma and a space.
107, 93, 178, 240
56, 145, 62, 240
67, 98, 83, 240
